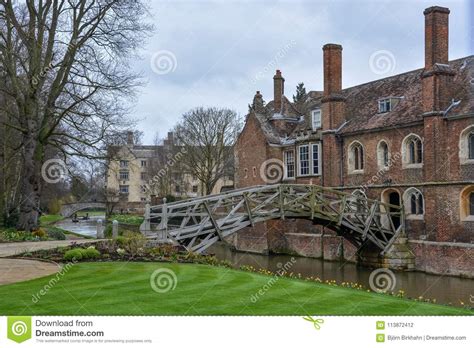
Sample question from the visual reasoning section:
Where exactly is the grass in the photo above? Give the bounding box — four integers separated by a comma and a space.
39, 214, 64, 225
109, 214, 143, 225
0, 262, 471, 316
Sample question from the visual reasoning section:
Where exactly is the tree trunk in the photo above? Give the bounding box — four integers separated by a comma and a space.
16, 134, 42, 231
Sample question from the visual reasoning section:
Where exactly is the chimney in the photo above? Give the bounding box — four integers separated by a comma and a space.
252, 91, 265, 113
424, 6, 450, 69
273, 70, 284, 113
126, 131, 134, 145
323, 44, 343, 96
422, 6, 454, 113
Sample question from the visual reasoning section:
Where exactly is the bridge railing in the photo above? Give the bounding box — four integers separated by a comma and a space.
140, 184, 404, 254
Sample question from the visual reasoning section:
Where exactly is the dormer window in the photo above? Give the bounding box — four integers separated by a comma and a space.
378, 98, 392, 113
311, 109, 321, 130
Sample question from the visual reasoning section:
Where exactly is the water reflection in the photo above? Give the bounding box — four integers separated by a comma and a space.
54, 215, 105, 237
207, 243, 474, 308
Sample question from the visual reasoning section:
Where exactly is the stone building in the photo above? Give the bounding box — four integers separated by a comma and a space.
106, 132, 234, 213
234, 6, 473, 277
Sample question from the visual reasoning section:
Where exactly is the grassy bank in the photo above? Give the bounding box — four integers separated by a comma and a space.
0, 262, 471, 315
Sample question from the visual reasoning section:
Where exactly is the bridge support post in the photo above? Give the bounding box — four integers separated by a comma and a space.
357, 236, 415, 271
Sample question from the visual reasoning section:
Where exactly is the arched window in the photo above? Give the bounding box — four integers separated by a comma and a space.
470, 192, 474, 216
459, 126, 474, 164
377, 140, 390, 169
348, 141, 364, 173
460, 186, 474, 221
403, 188, 424, 219
402, 134, 423, 167
469, 133, 474, 160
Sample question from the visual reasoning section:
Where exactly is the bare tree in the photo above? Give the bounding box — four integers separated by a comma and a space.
174, 107, 241, 195
0, 0, 151, 230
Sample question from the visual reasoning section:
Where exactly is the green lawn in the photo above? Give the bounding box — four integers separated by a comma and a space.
0, 262, 471, 316
109, 214, 143, 225
39, 214, 64, 225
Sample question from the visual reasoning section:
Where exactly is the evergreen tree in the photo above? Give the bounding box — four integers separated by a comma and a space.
293, 82, 307, 103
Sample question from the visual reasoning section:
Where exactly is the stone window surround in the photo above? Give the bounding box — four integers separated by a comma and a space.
459, 125, 474, 165
401, 133, 423, 169
347, 140, 365, 174
377, 139, 391, 170
403, 187, 425, 220
460, 185, 474, 222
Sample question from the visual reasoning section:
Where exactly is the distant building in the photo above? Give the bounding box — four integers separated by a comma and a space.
234, 6, 473, 277
106, 132, 234, 213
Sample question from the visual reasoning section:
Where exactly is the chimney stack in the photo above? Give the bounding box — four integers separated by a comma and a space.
323, 44, 343, 97
424, 6, 450, 69
126, 131, 134, 145
273, 70, 284, 113
422, 6, 454, 114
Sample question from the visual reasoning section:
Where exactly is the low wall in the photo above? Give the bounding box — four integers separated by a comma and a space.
408, 240, 474, 278
230, 221, 474, 278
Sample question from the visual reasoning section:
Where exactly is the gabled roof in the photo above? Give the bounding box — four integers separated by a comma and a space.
247, 55, 474, 144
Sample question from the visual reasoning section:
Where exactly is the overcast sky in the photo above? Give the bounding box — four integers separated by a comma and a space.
130, 0, 472, 144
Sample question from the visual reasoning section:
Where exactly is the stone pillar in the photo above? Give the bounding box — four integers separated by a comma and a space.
96, 219, 104, 239
112, 220, 119, 238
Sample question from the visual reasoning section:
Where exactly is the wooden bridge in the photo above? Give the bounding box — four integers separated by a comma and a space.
140, 184, 405, 255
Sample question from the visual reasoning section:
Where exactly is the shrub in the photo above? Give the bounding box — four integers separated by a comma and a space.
47, 228, 66, 240
64, 249, 83, 261
32, 228, 47, 239
81, 248, 100, 259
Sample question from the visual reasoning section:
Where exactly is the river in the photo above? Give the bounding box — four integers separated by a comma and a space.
207, 243, 474, 308
54, 215, 105, 238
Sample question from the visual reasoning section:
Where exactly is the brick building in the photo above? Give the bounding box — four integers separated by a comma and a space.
234, 6, 473, 277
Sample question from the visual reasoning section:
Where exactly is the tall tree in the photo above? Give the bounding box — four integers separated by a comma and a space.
174, 107, 241, 195
292, 82, 307, 104
0, 0, 151, 230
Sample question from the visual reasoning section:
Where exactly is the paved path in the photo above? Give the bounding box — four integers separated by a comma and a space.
0, 259, 61, 285
0, 239, 104, 285
0, 239, 103, 257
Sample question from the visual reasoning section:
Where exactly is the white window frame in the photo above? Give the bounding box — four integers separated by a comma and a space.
402, 133, 423, 169
119, 185, 129, 194
283, 150, 295, 179
403, 187, 425, 220
298, 145, 310, 176
378, 98, 392, 113
311, 143, 321, 175
311, 109, 322, 130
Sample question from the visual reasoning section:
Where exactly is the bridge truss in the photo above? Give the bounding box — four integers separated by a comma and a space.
140, 184, 404, 255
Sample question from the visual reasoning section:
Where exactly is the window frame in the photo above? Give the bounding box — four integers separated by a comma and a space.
402, 134, 423, 168
311, 143, 321, 175
119, 171, 129, 181
119, 160, 129, 168
378, 98, 392, 113
119, 185, 129, 194
283, 150, 295, 179
298, 145, 310, 176
403, 188, 425, 220
311, 109, 322, 131
348, 141, 365, 174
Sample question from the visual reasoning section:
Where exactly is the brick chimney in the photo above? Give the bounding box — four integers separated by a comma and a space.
273, 70, 284, 113
422, 6, 454, 114
323, 44, 343, 97
424, 6, 450, 69
321, 43, 346, 187
422, 6, 454, 184
126, 131, 134, 145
